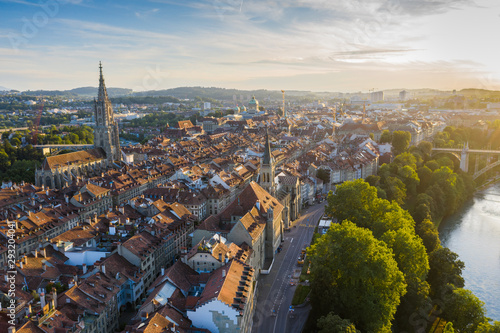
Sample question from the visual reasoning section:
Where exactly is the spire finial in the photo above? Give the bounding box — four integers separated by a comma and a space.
99, 61, 103, 79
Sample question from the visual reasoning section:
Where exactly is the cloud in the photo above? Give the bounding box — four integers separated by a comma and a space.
378, 0, 476, 16
135, 8, 160, 18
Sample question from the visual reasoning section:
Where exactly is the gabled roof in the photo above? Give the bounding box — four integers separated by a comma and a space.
220, 181, 283, 221
196, 259, 254, 311
42, 148, 106, 171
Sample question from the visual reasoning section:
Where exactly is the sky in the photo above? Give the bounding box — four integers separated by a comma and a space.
1, 0, 500, 92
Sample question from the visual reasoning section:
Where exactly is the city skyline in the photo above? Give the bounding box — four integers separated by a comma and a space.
1, 0, 500, 92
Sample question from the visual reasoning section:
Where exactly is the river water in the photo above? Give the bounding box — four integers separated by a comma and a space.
439, 183, 500, 321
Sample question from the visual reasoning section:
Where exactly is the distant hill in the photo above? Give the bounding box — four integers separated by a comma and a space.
16, 86, 499, 102
459, 89, 500, 99
130, 87, 326, 101
69, 87, 133, 96
19, 87, 133, 98
0, 86, 9, 91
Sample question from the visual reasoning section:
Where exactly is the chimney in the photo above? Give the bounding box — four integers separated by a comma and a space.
101, 265, 106, 274
24, 256, 28, 265
42, 262, 47, 271
8, 326, 16, 333
256, 200, 260, 211
40, 292, 46, 309
42, 248, 47, 258
161, 267, 165, 276
119, 206, 124, 214
52, 290, 57, 309
82, 263, 87, 274
218, 253, 222, 262
65, 195, 69, 204
34, 250, 38, 258
46, 190, 49, 196
222, 270, 226, 277
19, 260, 23, 269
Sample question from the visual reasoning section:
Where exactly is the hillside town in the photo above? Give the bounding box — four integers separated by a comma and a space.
1, 66, 491, 333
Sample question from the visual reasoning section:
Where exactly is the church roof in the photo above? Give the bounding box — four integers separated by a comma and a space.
42, 148, 106, 171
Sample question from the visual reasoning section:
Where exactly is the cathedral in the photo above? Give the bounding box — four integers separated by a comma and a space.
35, 63, 121, 188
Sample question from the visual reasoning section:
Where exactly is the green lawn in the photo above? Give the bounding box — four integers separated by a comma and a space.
292, 285, 311, 306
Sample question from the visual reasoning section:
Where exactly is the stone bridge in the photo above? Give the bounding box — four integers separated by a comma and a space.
432, 144, 500, 180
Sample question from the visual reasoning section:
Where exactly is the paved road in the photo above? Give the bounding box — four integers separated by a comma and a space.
252, 201, 326, 333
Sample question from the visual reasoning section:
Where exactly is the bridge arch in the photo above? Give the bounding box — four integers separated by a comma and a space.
473, 159, 500, 180
430, 151, 461, 167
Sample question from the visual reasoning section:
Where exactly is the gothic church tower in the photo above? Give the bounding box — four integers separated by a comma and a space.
94, 62, 121, 163
259, 129, 276, 196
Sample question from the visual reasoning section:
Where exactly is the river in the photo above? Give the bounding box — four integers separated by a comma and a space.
439, 182, 500, 321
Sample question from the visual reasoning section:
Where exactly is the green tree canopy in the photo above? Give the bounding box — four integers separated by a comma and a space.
380, 130, 392, 143
428, 247, 465, 297
308, 221, 407, 333
415, 219, 441, 253
476, 321, 500, 333
317, 313, 360, 333
392, 130, 411, 155
442, 288, 487, 333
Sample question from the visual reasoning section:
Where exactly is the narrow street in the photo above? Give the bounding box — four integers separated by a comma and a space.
252, 201, 326, 333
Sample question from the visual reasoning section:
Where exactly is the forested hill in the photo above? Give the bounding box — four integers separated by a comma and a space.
20, 87, 133, 97
17, 86, 318, 100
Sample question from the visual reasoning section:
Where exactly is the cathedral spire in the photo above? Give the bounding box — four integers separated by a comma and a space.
97, 61, 108, 102
262, 127, 273, 165
94, 62, 121, 163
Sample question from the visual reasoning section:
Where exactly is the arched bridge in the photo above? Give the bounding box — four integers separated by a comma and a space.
432, 145, 500, 180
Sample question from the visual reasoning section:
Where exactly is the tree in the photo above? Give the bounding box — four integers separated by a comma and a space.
394, 152, 417, 170
0, 150, 11, 170
317, 313, 360, 333
443, 322, 455, 333
365, 175, 380, 187
417, 166, 433, 193
308, 221, 406, 333
380, 228, 429, 287
417, 141, 433, 156
382, 176, 406, 205
428, 247, 465, 297
10, 137, 21, 147
380, 130, 392, 143
392, 131, 411, 155
325, 179, 378, 228
442, 288, 487, 333
397, 165, 420, 197
415, 219, 441, 253
425, 160, 440, 171
476, 321, 500, 333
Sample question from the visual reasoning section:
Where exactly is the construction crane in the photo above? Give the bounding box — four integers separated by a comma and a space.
32, 98, 44, 145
